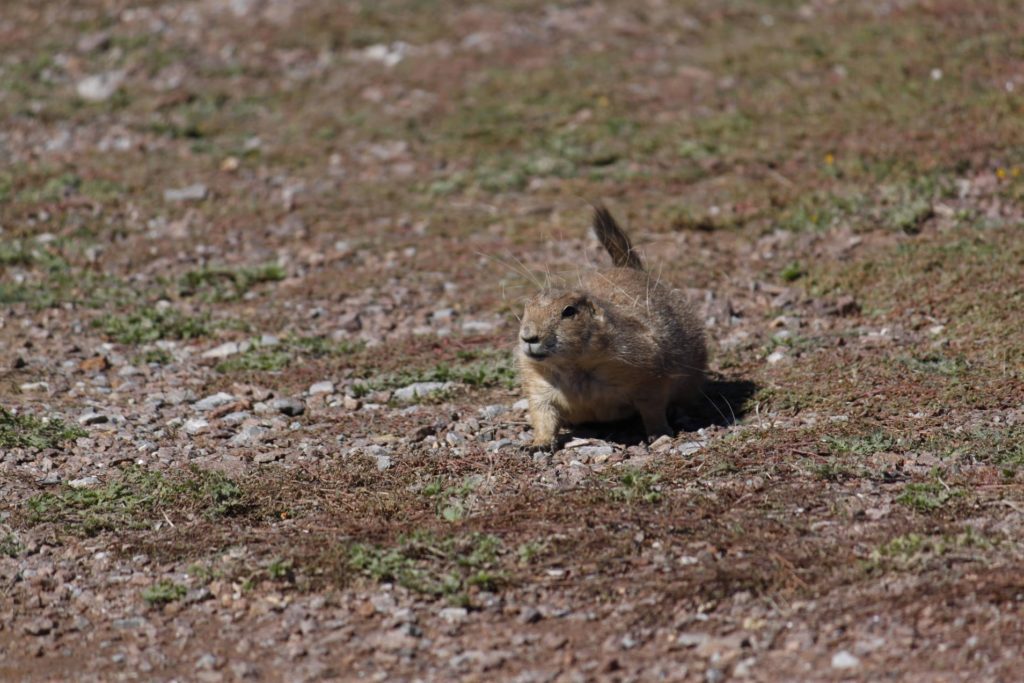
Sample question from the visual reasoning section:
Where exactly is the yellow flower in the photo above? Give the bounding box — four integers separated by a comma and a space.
824, 153, 835, 166
996, 167, 1007, 180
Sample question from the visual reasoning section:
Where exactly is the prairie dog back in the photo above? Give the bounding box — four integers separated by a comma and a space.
517, 207, 707, 447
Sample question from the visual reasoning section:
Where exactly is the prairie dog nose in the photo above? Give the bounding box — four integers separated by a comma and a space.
520, 326, 540, 344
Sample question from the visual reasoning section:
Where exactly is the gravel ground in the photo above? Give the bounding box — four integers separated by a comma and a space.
3, 1, 1024, 681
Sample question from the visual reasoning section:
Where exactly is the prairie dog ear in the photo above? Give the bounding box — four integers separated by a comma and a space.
584, 298, 605, 322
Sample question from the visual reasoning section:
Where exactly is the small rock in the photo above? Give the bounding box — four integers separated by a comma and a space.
78, 411, 109, 426
112, 617, 147, 630
195, 653, 219, 671
231, 425, 270, 447
392, 381, 456, 403
165, 388, 193, 405
183, 418, 210, 435
23, 618, 54, 636
831, 651, 860, 669
676, 632, 710, 649
650, 435, 674, 452
733, 657, 756, 678
705, 668, 725, 683
76, 31, 112, 53
678, 440, 706, 456
79, 355, 111, 373
445, 431, 465, 446
164, 184, 209, 203
19, 382, 49, 393
518, 607, 542, 624
479, 404, 507, 420
270, 398, 305, 417
577, 446, 613, 458
360, 42, 408, 68
202, 342, 242, 359
462, 320, 495, 334
68, 476, 100, 489
308, 381, 335, 395
337, 312, 362, 332
487, 439, 512, 453
229, 662, 258, 680
835, 295, 859, 316
766, 350, 786, 364
195, 392, 235, 412
221, 411, 250, 425
438, 607, 468, 624
361, 445, 392, 471
542, 633, 569, 650
209, 400, 251, 419
513, 399, 529, 412
76, 70, 125, 102
342, 396, 362, 411
253, 451, 282, 464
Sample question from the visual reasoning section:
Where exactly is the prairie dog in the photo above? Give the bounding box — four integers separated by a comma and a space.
517, 207, 707, 447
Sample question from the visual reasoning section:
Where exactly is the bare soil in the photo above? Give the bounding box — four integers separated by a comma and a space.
2, 1, 1023, 681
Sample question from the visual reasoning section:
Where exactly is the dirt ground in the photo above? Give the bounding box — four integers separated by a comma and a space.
2, 1, 1024, 681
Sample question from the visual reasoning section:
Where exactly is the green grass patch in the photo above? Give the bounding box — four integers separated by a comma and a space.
422, 475, 482, 522
179, 262, 285, 301
901, 353, 969, 377
515, 540, 550, 566
610, 468, 663, 504
812, 458, 857, 482
214, 336, 364, 373
354, 350, 517, 394
0, 532, 24, 558
96, 306, 212, 344
0, 238, 83, 308
868, 527, 990, 572
215, 347, 292, 373
822, 430, 896, 456
780, 262, 805, 283
292, 336, 364, 357
348, 532, 505, 605
27, 466, 246, 536
139, 348, 175, 365
896, 480, 963, 513
142, 580, 187, 606
993, 436, 1024, 477
0, 407, 86, 449
267, 557, 295, 582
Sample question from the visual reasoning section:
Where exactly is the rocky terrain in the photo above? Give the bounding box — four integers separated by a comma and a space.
2, 1, 1023, 681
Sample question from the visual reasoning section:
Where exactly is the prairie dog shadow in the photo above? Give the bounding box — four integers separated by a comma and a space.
565, 376, 757, 447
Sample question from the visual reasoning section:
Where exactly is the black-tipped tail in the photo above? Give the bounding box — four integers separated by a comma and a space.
592, 205, 643, 270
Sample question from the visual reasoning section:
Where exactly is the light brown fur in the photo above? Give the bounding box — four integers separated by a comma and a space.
517, 207, 707, 447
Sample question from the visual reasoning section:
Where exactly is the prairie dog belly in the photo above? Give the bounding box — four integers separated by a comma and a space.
544, 368, 637, 425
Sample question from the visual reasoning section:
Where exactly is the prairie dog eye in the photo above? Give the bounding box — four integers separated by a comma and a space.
561, 305, 578, 318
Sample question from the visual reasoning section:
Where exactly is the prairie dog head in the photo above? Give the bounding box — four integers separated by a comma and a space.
518, 290, 604, 363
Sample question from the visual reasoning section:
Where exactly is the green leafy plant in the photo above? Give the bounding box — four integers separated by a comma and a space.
96, 307, 211, 344
610, 468, 663, 504
143, 580, 187, 605
0, 407, 86, 449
